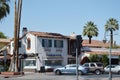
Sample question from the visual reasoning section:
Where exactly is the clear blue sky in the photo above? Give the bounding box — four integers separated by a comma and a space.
0, 0, 120, 44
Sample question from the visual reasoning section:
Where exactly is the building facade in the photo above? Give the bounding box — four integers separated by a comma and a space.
68, 35, 120, 65
10, 29, 68, 72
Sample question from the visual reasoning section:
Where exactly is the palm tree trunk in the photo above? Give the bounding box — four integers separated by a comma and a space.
88, 36, 92, 44
9, 0, 18, 72
17, 0, 22, 71
110, 30, 113, 47
13, 0, 18, 72
9, 0, 22, 72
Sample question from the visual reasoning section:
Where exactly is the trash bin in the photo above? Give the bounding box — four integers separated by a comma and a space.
40, 66, 45, 73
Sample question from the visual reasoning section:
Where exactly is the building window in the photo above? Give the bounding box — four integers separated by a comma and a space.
24, 59, 36, 69
42, 39, 52, 47
24, 59, 36, 66
27, 38, 31, 50
54, 40, 63, 48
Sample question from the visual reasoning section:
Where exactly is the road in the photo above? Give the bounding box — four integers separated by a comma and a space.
0, 72, 120, 80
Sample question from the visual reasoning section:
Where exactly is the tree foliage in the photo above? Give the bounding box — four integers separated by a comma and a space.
83, 21, 99, 44
105, 18, 119, 46
0, 0, 10, 21
89, 54, 100, 62
101, 54, 109, 67
0, 31, 7, 38
89, 54, 109, 67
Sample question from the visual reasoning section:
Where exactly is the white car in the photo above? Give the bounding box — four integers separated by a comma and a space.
54, 64, 89, 75
104, 65, 120, 74
44, 65, 63, 72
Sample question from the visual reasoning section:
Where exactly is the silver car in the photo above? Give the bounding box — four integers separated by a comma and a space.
104, 65, 120, 74
54, 64, 88, 75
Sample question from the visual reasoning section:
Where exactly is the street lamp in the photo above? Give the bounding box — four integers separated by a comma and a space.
109, 31, 112, 80
103, 31, 112, 80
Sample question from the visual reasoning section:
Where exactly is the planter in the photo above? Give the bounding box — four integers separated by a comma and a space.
1, 72, 24, 75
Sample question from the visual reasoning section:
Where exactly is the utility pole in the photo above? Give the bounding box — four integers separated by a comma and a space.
76, 35, 83, 80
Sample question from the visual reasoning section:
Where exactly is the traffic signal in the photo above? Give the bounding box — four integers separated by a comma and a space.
76, 35, 83, 55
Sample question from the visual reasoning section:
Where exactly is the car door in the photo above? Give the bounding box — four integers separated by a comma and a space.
66, 64, 76, 74
61, 65, 69, 74
62, 65, 74, 74
90, 63, 96, 72
70, 64, 77, 74
111, 65, 117, 73
106, 65, 116, 73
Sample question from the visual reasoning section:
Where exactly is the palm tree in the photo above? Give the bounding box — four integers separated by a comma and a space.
83, 21, 99, 44
105, 18, 119, 46
8, 0, 22, 72
0, 0, 10, 21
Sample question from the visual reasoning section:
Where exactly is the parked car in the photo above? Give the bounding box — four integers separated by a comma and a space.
54, 64, 89, 75
83, 62, 104, 75
44, 65, 63, 72
104, 65, 120, 74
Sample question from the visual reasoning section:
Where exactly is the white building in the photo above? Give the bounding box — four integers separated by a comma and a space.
10, 28, 68, 72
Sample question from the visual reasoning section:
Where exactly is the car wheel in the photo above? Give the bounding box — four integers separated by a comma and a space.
95, 70, 101, 75
55, 70, 61, 75
78, 70, 83, 75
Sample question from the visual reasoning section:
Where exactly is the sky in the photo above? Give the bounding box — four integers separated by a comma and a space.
0, 0, 120, 44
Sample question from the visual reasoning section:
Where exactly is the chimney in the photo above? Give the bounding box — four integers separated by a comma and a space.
22, 27, 27, 35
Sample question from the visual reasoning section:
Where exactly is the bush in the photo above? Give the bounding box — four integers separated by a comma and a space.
88, 54, 109, 67
101, 54, 109, 67
89, 54, 100, 62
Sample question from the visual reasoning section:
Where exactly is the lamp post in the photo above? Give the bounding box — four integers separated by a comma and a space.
109, 35, 112, 80
103, 31, 112, 80
76, 48, 78, 80
109, 29, 112, 80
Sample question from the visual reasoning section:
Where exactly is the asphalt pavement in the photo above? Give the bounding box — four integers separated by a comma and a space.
0, 72, 120, 80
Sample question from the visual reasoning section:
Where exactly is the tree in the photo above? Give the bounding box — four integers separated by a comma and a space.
88, 54, 109, 67
0, 31, 7, 38
105, 18, 119, 47
101, 54, 108, 67
89, 54, 100, 62
0, 32, 7, 49
83, 21, 99, 44
8, 0, 22, 72
0, 0, 10, 21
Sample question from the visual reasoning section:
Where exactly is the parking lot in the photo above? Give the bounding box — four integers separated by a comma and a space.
0, 72, 120, 80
